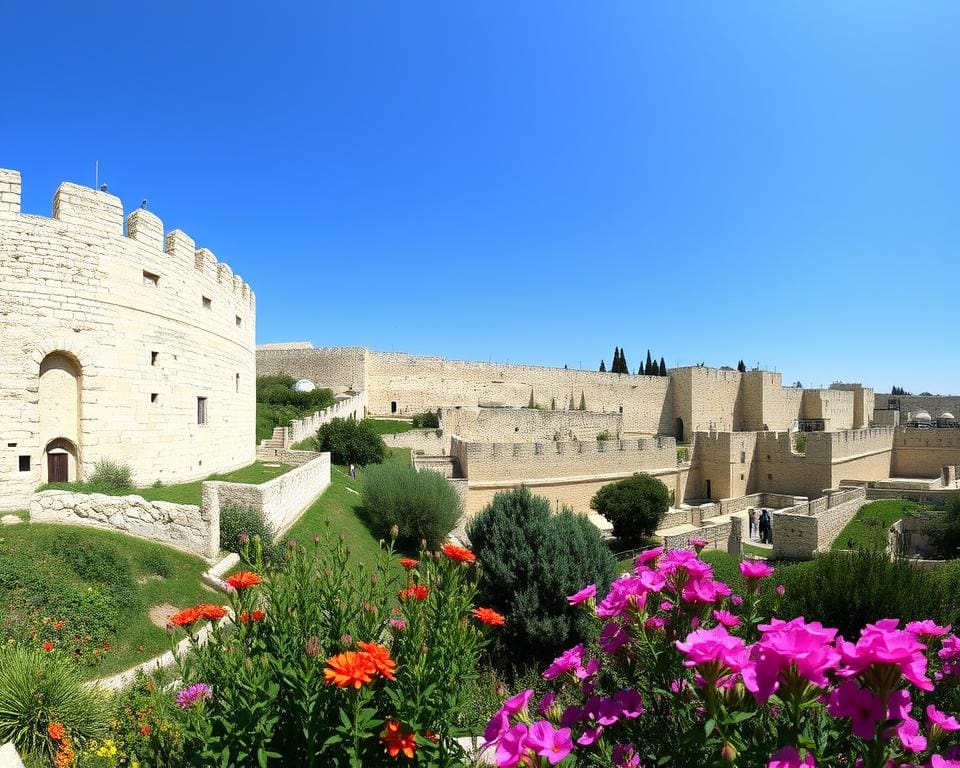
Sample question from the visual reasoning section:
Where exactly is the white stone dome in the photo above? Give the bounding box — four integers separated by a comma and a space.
293, 378, 316, 393
941, 412, 956, 421
915, 411, 932, 422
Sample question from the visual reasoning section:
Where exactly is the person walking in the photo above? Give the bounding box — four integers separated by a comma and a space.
748, 508, 757, 541
760, 509, 772, 544
349, 463, 356, 480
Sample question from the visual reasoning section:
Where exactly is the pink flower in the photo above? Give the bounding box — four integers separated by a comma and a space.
826, 680, 884, 740
389, 618, 407, 631
636, 546, 663, 566
501, 689, 534, 717
681, 577, 731, 604
713, 610, 741, 628
584, 695, 621, 726
576, 724, 603, 746
613, 743, 641, 768
749, 617, 840, 702
676, 626, 753, 682
731, 594, 744, 607
689, 536, 709, 552
567, 584, 597, 605
575, 658, 601, 681
928, 705, 960, 732
906, 620, 952, 637
838, 619, 933, 691
614, 689, 644, 719
493, 723, 529, 768
768, 745, 816, 767
525, 721, 573, 765
897, 716, 927, 753
483, 711, 510, 745
544, 645, 584, 680
931, 756, 960, 767
600, 621, 630, 653
537, 691, 556, 716
776, 584, 786, 597
740, 560, 774, 579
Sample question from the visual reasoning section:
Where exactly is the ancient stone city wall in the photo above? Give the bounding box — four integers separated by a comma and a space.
892, 427, 960, 478
771, 486, 868, 559
0, 170, 256, 510
278, 391, 368, 448
662, 515, 741, 555
383, 429, 446, 454
439, 406, 623, 446
255, 346, 368, 396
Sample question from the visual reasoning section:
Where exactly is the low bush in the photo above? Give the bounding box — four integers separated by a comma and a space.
410, 411, 440, 428
927, 495, 960, 558
361, 463, 462, 549
51, 530, 139, 613
468, 486, 618, 669
0, 646, 109, 762
596, 430, 613, 441
219, 506, 280, 565
140, 548, 173, 579
590, 472, 670, 547
87, 459, 133, 492
314, 417, 387, 466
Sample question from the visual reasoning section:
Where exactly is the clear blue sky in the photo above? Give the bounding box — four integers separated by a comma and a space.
4, 2, 958, 393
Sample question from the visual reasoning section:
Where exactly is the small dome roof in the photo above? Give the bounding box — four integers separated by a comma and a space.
293, 378, 316, 393
915, 411, 932, 421
941, 412, 956, 420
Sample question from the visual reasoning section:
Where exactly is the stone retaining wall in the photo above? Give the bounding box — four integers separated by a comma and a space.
662, 515, 742, 555
771, 487, 868, 559
383, 429, 446, 454
30, 490, 217, 558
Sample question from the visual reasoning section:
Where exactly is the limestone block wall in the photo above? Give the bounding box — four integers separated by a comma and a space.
690, 431, 760, 500
662, 515, 741, 555
801, 389, 855, 430
30, 489, 217, 558
366, 352, 674, 435
206, 452, 330, 535
889, 515, 940, 559
440, 406, 622, 446
830, 384, 873, 429
383, 429, 446, 454
827, 427, 895, 486
255, 345, 368, 396
275, 392, 368, 448
0, 170, 256, 510
892, 428, 960, 478
255, 447, 326, 466
771, 487, 868, 559
874, 394, 960, 421
673, 367, 743, 436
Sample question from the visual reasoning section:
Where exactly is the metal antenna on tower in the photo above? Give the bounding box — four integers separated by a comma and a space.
95, 161, 99, 190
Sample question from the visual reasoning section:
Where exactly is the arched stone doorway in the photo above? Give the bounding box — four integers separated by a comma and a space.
39, 352, 81, 482
676, 417, 684, 443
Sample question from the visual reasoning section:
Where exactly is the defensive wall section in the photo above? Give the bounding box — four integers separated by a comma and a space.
439, 406, 622, 447
256, 345, 367, 397
0, 170, 256, 510
874, 393, 960, 422
260, 391, 368, 449
770, 486, 869, 559
892, 428, 960, 479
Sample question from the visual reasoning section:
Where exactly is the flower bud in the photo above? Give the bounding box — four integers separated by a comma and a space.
390, 525, 400, 540
721, 742, 737, 762
304, 636, 322, 656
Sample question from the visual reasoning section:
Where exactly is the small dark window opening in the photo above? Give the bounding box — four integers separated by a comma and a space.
740, 473, 745, 481
197, 397, 208, 424
235, 315, 242, 327
151, 393, 159, 403
151, 351, 158, 365
767, 473, 773, 480
143, 270, 159, 286
202, 296, 212, 309
391, 401, 397, 414
235, 373, 240, 393
7, 442, 16, 448
740, 451, 746, 463
18, 455, 30, 472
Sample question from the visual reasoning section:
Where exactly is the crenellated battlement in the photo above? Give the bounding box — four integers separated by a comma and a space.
0, 169, 254, 312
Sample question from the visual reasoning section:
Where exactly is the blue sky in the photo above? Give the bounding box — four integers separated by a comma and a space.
4, 2, 958, 393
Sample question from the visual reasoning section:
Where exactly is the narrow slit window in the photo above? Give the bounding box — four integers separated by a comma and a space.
151, 393, 159, 403
202, 296, 212, 309
197, 397, 208, 425
18, 455, 30, 472
151, 351, 158, 366
143, 270, 159, 286
235, 315, 242, 327
235, 373, 240, 393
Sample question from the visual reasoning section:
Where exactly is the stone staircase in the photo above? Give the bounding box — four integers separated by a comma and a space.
260, 426, 288, 450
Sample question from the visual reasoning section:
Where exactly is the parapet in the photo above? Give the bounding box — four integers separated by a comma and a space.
0, 169, 254, 310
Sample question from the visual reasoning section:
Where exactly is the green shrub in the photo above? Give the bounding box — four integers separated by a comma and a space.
52, 530, 139, 612
793, 432, 807, 454
361, 463, 462, 549
256, 375, 335, 411
927, 495, 960, 558
314, 417, 387, 466
141, 548, 174, 579
590, 473, 670, 547
468, 486, 618, 668
596, 431, 612, 441
0, 646, 109, 760
219, 506, 280, 565
87, 459, 133, 492
411, 411, 440, 429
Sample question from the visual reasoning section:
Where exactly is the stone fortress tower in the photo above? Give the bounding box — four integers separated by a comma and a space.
0, 169, 256, 510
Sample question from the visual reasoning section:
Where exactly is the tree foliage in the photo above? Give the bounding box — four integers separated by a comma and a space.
659, 356, 667, 376
467, 487, 618, 667
590, 473, 670, 546
313, 417, 386, 466
927, 496, 960, 559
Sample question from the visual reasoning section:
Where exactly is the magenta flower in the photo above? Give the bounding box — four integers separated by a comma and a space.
897, 716, 928, 753
500, 688, 534, 717
768, 745, 816, 767
493, 723, 529, 768
567, 583, 597, 605
612, 743, 641, 768
928, 704, 960, 732
600, 621, 630, 653
537, 691, 556, 716
636, 546, 663, 566
543, 646, 584, 680
776, 584, 786, 597
740, 559, 774, 579
676, 626, 753, 682
584, 695, 621, 726
826, 680, 884, 740
576, 724, 603, 746
176, 683, 213, 708
525, 721, 573, 765
689, 536, 709, 552
682, 576, 731, 604
614, 688, 644, 718
906, 619, 952, 637
931, 756, 960, 767
389, 618, 407, 631
483, 711, 510, 745
713, 609, 741, 628
731, 594, 744, 607
749, 617, 840, 702
838, 619, 933, 691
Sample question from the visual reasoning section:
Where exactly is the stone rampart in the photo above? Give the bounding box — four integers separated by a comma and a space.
662, 515, 742, 555
255, 345, 367, 396
0, 170, 256, 510
267, 392, 368, 449
30, 489, 218, 558
206, 452, 330, 535
440, 406, 622, 446
892, 427, 960, 478
771, 487, 868, 559
255, 447, 325, 466
383, 429, 446, 454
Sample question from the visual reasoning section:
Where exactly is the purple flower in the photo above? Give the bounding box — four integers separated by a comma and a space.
525, 721, 573, 765
544, 645, 585, 680
567, 584, 597, 605
614, 689, 644, 719
494, 723, 529, 768
176, 683, 213, 709
613, 743, 641, 768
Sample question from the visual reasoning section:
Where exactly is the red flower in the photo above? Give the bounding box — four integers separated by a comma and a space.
323, 651, 377, 689
169, 607, 203, 627
399, 558, 419, 570
42, 641, 54, 652
358, 641, 397, 681
380, 720, 417, 759
47, 722, 66, 741
225, 571, 261, 589
399, 584, 429, 602
197, 604, 229, 621
441, 544, 476, 564
239, 610, 265, 623
52, 620, 65, 630
140, 724, 152, 736
471, 607, 506, 627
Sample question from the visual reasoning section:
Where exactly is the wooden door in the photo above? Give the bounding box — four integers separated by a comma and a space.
48, 452, 68, 483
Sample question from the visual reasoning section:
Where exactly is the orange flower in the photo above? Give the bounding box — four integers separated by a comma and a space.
399, 558, 419, 570
323, 651, 377, 689
225, 571, 261, 589
239, 609, 265, 623
441, 544, 476, 564
399, 584, 429, 602
140, 723, 152, 736
471, 607, 506, 627
47, 722, 66, 741
42, 641, 54, 652
169, 607, 203, 627
197, 604, 229, 621
358, 641, 397, 681
52, 620, 65, 630
380, 720, 417, 759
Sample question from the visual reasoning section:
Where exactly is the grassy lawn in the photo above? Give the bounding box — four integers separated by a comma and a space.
831, 499, 925, 551
42, 461, 293, 506
741, 542, 771, 558
0, 523, 214, 678
364, 418, 416, 435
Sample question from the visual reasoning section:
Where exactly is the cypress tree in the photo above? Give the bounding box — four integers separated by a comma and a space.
652, 359, 660, 376
613, 347, 621, 374
599, 360, 606, 372
579, 391, 586, 411
737, 360, 747, 373
528, 389, 535, 408
620, 349, 629, 375
659, 356, 667, 376
570, 394, 576, 410
645, 350, 653, 376
551, 397, 556, 410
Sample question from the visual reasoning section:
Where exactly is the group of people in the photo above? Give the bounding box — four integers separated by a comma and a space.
748, 507, 773, 544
